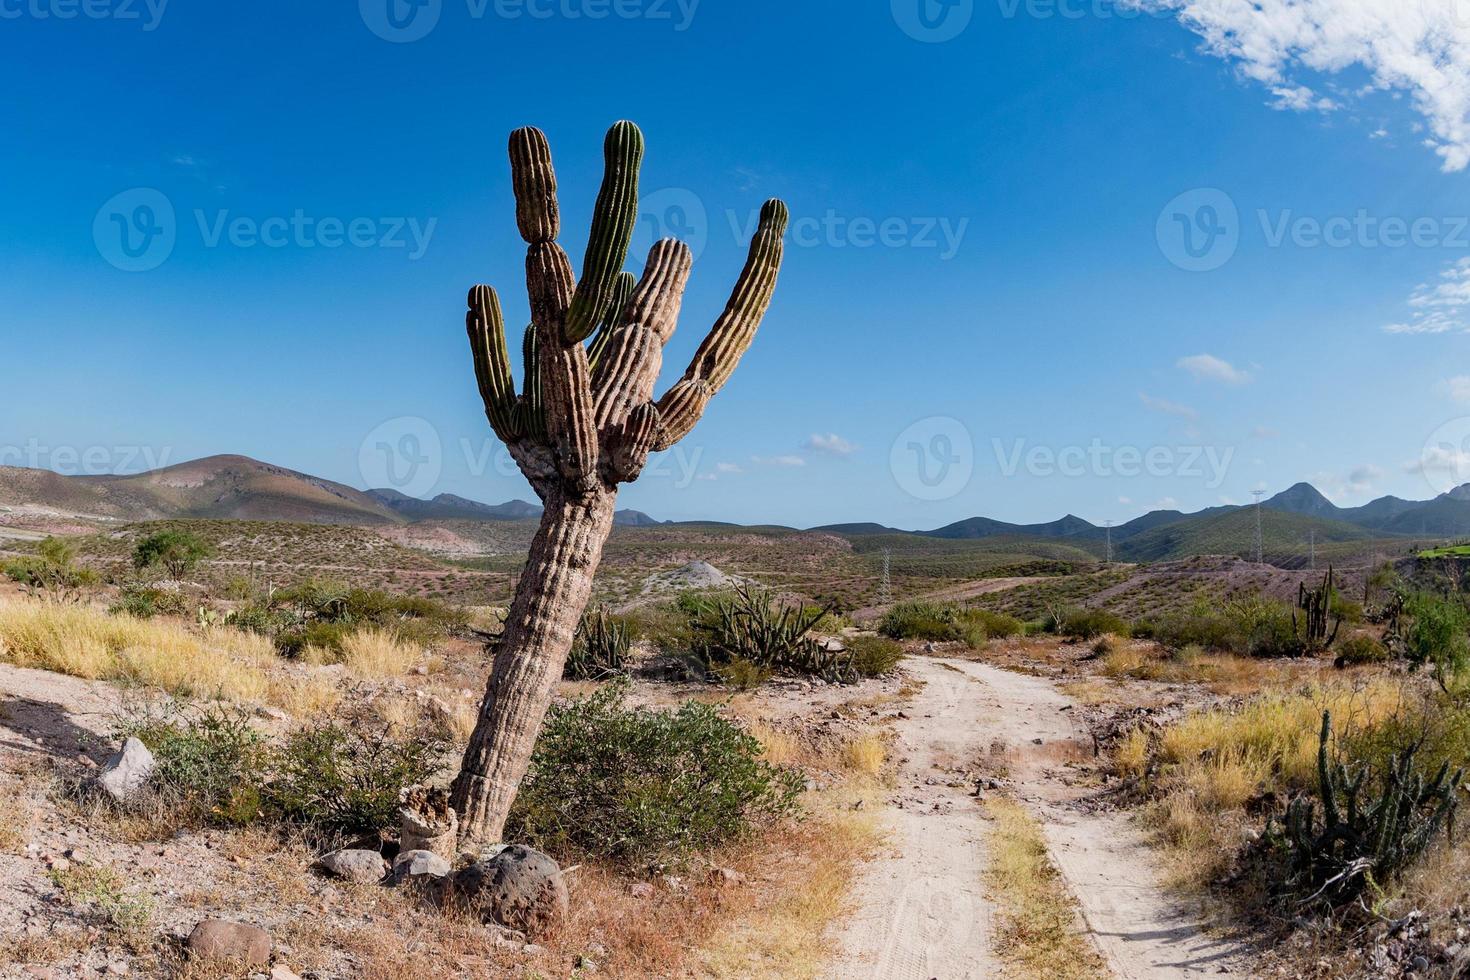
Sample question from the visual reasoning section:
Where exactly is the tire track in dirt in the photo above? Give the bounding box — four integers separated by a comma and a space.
826, 657, 1251, 979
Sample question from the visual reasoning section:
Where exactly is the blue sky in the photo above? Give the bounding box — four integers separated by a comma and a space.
4, 0, 1470, 529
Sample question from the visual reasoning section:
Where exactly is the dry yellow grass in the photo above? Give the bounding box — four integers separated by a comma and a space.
0, 780, 33, 854
340, 627, 419, 678
985, 797, 1107, 980
267, 672, 342, 716
840, 733, 887, 777
699, 791, 880, 979
0, 598, 271, 702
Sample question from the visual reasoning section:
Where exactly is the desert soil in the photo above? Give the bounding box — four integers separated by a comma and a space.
825, 656, 1251, 979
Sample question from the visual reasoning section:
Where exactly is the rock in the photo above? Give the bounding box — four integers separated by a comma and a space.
96, 738, 155, 802
628, 882, 654, 900
316, 849, 388, 884
392, 849, 451, 883
187, 920, 271, 968
1412, 956, 1431, 973
399, 785, 458, 858
708, 867, 746, 887
449, 844, 569, 937
270, 967, 304, 980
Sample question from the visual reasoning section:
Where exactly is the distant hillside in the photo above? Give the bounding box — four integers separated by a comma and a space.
0, 455, 400, 526
1114, 507, 1378, 564
367, 490, 542, 522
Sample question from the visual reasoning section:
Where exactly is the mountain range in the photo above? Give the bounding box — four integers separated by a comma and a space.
0, 456, 660, 528
2, 455, 1467, 551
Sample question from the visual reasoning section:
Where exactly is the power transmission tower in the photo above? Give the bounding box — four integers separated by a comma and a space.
1103, 520, 1114, 565
879, 548, 892, 607
1251, 490, 1266, 564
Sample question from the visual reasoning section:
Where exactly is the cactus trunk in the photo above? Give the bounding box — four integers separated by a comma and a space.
451, 488, 617, 844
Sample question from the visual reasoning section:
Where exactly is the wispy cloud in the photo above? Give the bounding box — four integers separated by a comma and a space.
1178, 353, 1250, 385
1386, 258, 1470, 334
716, 462, 743, 474
751, 454, 806, 468
1127, 0, 1470, 171
1139, 391, 1199, 420
803, 433, 859, 457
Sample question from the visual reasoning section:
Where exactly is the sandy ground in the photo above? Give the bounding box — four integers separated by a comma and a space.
849, 577, 1046, 622
826, 656, 1252, 979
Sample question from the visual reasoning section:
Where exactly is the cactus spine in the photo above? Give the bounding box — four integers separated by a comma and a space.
451, 122, 789, 846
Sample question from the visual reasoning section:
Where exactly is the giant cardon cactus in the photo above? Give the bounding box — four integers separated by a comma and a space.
452, 121, 789, 845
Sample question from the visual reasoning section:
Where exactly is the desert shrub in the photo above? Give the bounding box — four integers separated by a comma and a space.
275, 621, 352, 659
1330, 595, 1364, 626
507, 683, 801, 860
119, 705, 268, 825
221, 575, 258, 601
4, 538, 99, 603
715, 657, 772, 690
879, 602, 959, 642
1335, 632, 1389, 667
132, 530, 213, 580
1044, 606, 1130, 641
1263, 712, 1461, 910
268, 723, 442, 836
1242, 601, 1307, 659
1403, 592, 1470, 681
622, 601, 694, 653
564, 606, 632, 680
848, 635, 904, 677
1153, 597, 1306, 658
227, 601, 285, 635
110, 584, 191, 620
969, 609, 1024, 640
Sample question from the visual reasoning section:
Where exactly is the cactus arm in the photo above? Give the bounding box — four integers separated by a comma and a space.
466, 285, 522, 443
604, 402, 662, 484
587, 270, 636, 371
592, 238, 694, 432
652, 199, 788, 451
509, 128, 600, 490
565, 121, 644, 343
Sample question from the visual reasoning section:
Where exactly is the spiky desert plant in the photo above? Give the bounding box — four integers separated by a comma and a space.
1294, 566, 1341, 652
452, 121, 788, 845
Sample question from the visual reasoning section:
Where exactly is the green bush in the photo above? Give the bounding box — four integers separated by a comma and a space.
132, 530, 213, 580
4, 538, 99, 603
692, 586, 848, 682
1403, 592, 1470, 680
1334, 632, 1389, 667
848, 635, 904, 677
268, 723, 442, 835
119, 705, 268, 825
508, 683, 802, 860
1044, 606, 1130, 641
879, 602, 959, 642
110, 585, 191, 620
1151, 597, 1308, 658
274, 621, 353, 660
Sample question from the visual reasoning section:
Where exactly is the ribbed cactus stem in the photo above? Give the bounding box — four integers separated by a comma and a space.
605, 402, 662, 483
565, 121, 644, 343
509, 127, 559, 244
652, 199, 788, 450
466, 285, 520, 441
519, 323, 546, 441
592, 239, 693, 432
587, 271, 636, 371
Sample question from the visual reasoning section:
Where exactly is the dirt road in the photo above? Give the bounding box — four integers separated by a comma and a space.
825, 657, 1248, 979
849, 577, 1044, 623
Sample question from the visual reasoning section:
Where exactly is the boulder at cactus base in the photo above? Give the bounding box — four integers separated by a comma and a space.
449, 844, 569, 937
187, 919, 271, 967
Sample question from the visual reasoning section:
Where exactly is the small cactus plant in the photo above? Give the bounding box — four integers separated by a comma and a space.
453, 122, 789, 845
1294, 567, 1342, 652
1267, 711, 1462, 908
692, 585, 851, 683
564, 607, 632, 681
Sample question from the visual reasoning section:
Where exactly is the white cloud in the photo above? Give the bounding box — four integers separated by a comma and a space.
1118, 496, 1134, 505
1178, 353, 1251, 384
803, 433, 859, 457
1128, 0, 1470, 171
751, 455, 806, 468
1153, 496, 1181, 510
1139, 391, 1199, 420
1409, 444, 1470, 475
716, 462, 743, 474
1385, 258, 1470, 334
